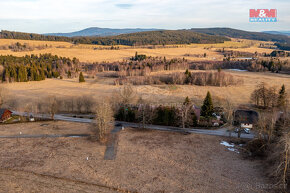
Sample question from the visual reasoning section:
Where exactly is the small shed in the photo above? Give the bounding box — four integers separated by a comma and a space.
0, 109, 12, 122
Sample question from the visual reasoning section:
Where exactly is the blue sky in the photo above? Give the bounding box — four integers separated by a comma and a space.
0, 0, 289, 33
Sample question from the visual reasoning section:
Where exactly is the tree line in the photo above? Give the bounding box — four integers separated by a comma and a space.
115, 69, 243, 87
84, 54, 290, 76
85, 55, 190, 77
251, 82, 288, 109
0, 42, 50, 52
0, 54, 80, 82
0, 30, 230, 46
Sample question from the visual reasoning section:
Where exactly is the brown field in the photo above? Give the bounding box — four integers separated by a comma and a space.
0, 121, 271, 193
2, 70, 290, 107
0, 38, 274, 63
0, 121, 92, 136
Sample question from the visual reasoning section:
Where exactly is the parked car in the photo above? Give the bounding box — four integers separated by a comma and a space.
235, 127, 251, 134
244, 128, 250, 134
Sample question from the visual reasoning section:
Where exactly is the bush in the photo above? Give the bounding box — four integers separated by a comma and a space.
115, 106, 137, 122
153, 106, 178, 126
245, 139, 268, 158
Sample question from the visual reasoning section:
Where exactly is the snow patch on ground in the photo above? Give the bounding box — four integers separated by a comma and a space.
227, 148, 240, 154
220, 141, 234, 147
220, 141, 240, 153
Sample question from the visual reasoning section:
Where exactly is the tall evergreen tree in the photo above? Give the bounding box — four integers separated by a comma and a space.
277, 84, 287, 109
79, 72, 85, 83
184, 96, 190, 105
201, 91, 214, 117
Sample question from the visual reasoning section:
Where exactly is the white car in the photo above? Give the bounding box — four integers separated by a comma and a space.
244, 128, 250, 134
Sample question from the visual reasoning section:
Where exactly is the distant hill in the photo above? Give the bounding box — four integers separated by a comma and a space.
0, 30, 230, 46
190, 28, 290, 42
263, 31, 290, 36
2, 27, 290, 50
190, 28, 290, 51
45, 27, 162, 37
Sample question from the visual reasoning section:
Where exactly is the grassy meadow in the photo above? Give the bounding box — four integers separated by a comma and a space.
2, 70, 289, 108
0, 38, 287, 108
0, 38, 274, 63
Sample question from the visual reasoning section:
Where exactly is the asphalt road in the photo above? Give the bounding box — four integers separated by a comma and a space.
12, 111, 255, 139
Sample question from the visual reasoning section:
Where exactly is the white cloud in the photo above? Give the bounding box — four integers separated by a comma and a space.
0, 0, 289, 33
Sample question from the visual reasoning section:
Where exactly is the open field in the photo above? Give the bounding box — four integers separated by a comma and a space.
0, 121, 92, 136
0, 121, 271, 193
2, 70, 290, 107
0, 38, 274, 63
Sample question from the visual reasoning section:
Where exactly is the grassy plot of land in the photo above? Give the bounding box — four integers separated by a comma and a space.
2, 70, 290, 106
0, 121, 270, 193
0, 121, 92, 136
0, 38, 274, 63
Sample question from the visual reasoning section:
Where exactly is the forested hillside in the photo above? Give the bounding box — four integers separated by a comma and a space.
77, 30, 230, 45
0, 54, 79, 82
0, 30, 230, 46
190, 28, 290, 50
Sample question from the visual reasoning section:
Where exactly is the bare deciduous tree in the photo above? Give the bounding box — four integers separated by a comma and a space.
46, 96, 58, 119
119, 84, 137, 104
180, 98, 192, 129
82, 95, 95, 113
257, 110, 280, 142
251, 82, 278, 108
76, 97, 83, 113
136, 97, 155, 129
92, 100, 114, 142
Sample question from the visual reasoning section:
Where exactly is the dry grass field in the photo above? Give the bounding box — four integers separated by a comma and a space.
0, 38, 274, 63
0, 121, 92, 136
0, 122, 271, 193
2, 70, 289, 107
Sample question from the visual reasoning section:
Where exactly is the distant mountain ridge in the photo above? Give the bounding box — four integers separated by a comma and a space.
263, 31, 290, 36
44, 27, 162, 37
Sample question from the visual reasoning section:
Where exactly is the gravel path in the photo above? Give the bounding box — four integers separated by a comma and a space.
104, 127, 122, 160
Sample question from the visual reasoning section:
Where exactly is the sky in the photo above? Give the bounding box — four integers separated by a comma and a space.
0, 0, 289, 33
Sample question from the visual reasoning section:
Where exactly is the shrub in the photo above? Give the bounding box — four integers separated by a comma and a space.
79, 72, 85, 83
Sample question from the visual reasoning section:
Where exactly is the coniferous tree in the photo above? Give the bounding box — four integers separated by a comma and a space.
79, 72, 85, 83
184, 96, 190, 105
67, 70, 72, 78
201, 91, 214, 117
277, 84, 287, 109
0, 54, 79, 82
